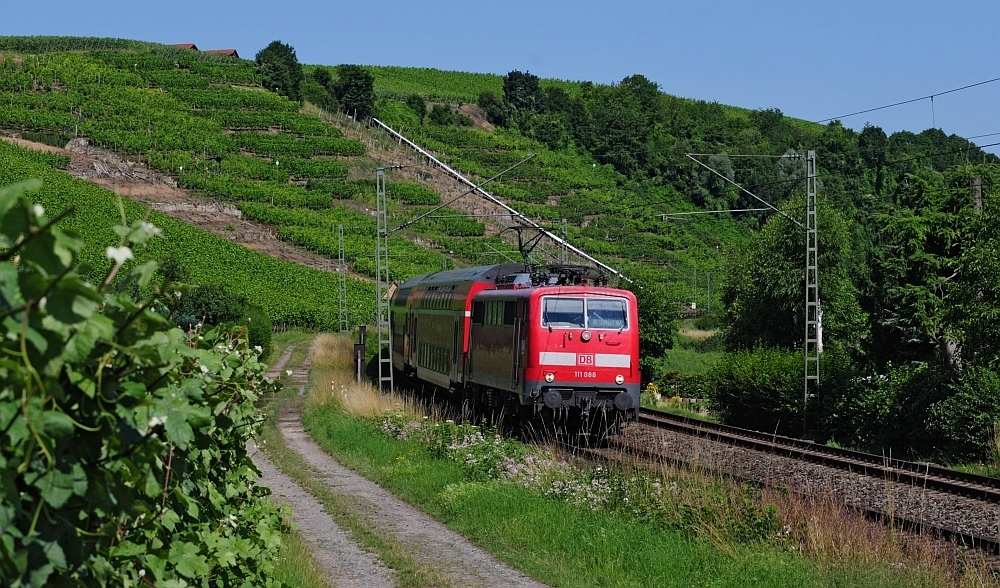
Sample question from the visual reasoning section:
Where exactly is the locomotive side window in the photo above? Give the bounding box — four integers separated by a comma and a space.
542, 298, 585, 328
503, 300, 516, 325
587, 298, 627, 330
472, 301, 485, 325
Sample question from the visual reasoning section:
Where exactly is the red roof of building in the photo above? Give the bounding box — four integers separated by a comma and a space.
170, 43, 199, 50
204, 49, 240, 58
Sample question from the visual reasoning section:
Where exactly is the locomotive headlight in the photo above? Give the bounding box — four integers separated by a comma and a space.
581, 330, 592, 342
545, 372, 555, 383
615, 374, 625, 385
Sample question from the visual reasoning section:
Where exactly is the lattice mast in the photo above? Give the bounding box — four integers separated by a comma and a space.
375, 168, 394, 392
803, 150, 820, 431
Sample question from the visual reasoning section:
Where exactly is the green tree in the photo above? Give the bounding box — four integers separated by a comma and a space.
333, 64, 375, 118
576, 82, 650, 177
255, 40, 303, 101
625, 267, 677, 365
722, 195, 866, 354
858, 124, 889, 196
477, 90, 506, 126
868, 167, 974, 366
302, 66, 338, 111
947, 165, 1000, 368
502, 70, 542, 112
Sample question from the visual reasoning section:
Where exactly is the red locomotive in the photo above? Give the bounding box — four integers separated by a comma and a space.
390, 263, 640, 436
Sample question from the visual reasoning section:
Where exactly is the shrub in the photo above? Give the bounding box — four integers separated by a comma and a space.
171, 284, 272, 358
926, 366, 1000, 461
245, 303, 274, 359
428, 103, 472, 127
0, 180, 285, 586
373, 98, 421, 130
708, 348, 803, 435
405, 93, 426, 121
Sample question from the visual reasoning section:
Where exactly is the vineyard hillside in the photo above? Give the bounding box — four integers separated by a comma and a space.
1, 36, 995, 342
0, 36, 730, 331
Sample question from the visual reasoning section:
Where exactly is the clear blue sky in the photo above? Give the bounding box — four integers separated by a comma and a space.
5, 0, 999, 155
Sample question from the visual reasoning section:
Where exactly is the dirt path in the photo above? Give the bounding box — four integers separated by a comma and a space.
252, 446, 396, 588
253, 339, 548, 588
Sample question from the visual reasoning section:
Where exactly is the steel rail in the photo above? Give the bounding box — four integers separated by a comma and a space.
638, 408, 1000, 503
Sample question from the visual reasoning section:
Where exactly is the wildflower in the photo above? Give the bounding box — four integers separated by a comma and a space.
106, 245, 133, 264
139, 221, 163, 236
32, 204, 44, 217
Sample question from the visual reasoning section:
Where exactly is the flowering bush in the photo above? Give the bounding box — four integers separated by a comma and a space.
0, 181, 286, 587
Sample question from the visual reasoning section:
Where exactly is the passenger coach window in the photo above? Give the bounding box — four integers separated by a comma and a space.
587, 298, 627, 330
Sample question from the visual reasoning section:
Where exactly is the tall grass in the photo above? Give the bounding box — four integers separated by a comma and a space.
272, 529, 334, 588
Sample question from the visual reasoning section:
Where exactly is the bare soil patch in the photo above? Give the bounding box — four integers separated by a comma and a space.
2, 135, 340, 272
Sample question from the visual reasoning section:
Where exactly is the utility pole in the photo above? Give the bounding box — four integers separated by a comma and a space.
561, 218, 568, 263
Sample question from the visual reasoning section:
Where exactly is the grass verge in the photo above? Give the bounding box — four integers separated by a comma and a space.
272, 527, 335, 588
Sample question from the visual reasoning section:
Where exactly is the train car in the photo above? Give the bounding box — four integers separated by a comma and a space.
390, 263, 640, 436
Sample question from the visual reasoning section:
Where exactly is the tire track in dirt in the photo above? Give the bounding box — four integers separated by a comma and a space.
255, 337, 548, 588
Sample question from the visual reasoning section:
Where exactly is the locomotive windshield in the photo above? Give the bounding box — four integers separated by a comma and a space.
542, 297, 627, 330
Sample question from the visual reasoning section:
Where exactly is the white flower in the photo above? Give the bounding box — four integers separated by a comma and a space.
32, 204, 44, 217
105, 245, 133, 264
139, 221, 162, 236
200, 365, 209, 373
285, 370, 292, 376
254, 345, 262, 353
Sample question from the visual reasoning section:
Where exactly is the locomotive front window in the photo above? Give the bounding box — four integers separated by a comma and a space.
542, 298, 585, 328
587, 298, 627, 330
542, 297, 628, 330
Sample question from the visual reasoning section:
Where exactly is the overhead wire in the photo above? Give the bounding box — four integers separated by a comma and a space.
815, 76, 1000, 124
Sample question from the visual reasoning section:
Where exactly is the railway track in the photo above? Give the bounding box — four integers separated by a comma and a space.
570, 408, 1000, 555
637, 408, 1000, 504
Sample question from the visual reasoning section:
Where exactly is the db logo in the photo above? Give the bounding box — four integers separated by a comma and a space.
576, 354, 595, 366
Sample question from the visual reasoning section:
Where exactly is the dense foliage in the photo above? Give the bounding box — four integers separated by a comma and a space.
0, 180, 286, 586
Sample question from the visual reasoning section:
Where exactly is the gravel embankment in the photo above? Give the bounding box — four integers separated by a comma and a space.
620, 424, 1000, 545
